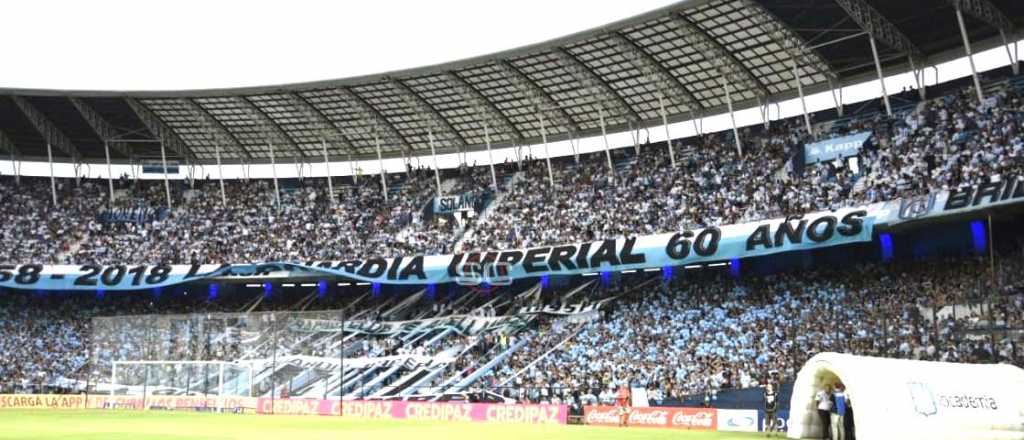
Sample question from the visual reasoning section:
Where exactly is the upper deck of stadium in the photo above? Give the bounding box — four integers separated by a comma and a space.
0, 0, 1020, 165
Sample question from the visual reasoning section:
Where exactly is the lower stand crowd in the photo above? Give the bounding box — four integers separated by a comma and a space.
2, 247, 1022, 409
483, 253, 1024, 407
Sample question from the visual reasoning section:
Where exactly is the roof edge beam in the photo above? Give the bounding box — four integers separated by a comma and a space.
832, 0, 926, 61
949, 0, 1015, 33
445, 71, 524, 143
670, 14, 770, 102
552, 47, 641, 123
68, 98, 135, 158
237, 96, 306, 158
494, 59, 581, 136
743, 0, 841, 82
336, 86, 412, 155
0, 129, 20, 155
287, 93, 358, 155
124, 98, 197, 160
181, 98, 252, 160
388, 78, 470, 148
609, 30, 706, 114
10, 96, 82, 160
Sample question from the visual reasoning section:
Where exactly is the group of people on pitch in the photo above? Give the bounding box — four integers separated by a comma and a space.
816, 382, 855, 440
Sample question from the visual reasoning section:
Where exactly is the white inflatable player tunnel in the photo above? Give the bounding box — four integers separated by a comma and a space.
787, 353, 1024, 440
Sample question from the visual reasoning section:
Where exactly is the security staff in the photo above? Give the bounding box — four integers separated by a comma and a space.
764, 383, 778, 435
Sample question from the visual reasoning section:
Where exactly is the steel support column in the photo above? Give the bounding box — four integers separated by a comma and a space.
104, 141, 114, 205
160, 141, 172, 209
947, 0, 1017, 76
757, 97, 769, 130
322, 138, 335, 205
956, 6, 985, 102
869, 36, 893, 116
539, 112, 554, 187
658, 94, 676, 167
428, 129, 441, 196
8, 150, 18, 185
1003, 30, 1019, 75
214, 142, 226, 206
268, 141, 281, 208
483, 122, 498, 191
792, 60, 814, 139
515, 143, 522, 171
47, 143, 57, 206
629, 122, 640, 155
828, 77, 844, 116
598, 107, 614, 179
909, 56, 927, 100
722, 80, 743, 157
375, 133, 388, 202
348, 152, 357, 185
570, 136, 579, 164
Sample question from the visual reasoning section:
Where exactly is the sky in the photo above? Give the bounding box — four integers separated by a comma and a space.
1, 0, 1021, 180
1, 0, 677, 91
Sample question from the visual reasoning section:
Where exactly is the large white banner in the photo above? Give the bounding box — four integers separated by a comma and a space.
0, 206, 879, 291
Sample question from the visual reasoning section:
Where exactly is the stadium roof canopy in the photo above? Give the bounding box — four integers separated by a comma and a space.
0, 0, 1021, 165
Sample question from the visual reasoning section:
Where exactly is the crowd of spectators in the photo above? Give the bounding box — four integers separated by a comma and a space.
486, 253, 1024, 406
0, 294, 89, 391
0, 74, 1023, 409
459, 83, 1024, 250
77, 167, 443, 264
1, 247, 1022, 401
0, 79, 1019, 263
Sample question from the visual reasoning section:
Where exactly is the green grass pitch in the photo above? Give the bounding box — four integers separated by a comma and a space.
0, 410, 768, 440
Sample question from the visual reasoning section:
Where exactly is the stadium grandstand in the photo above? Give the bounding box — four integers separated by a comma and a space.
0, 0, 1023, 439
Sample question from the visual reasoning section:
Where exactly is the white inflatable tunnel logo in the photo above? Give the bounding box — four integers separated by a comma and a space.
907, 382, 937, 417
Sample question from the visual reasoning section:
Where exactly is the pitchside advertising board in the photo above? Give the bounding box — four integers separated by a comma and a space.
254, 398, 568, 424
717, 409, 760, 432
0, 394, 566, 425
0, 395, 778, 433
584, 405, 718, 430
0, 394, 257, 411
